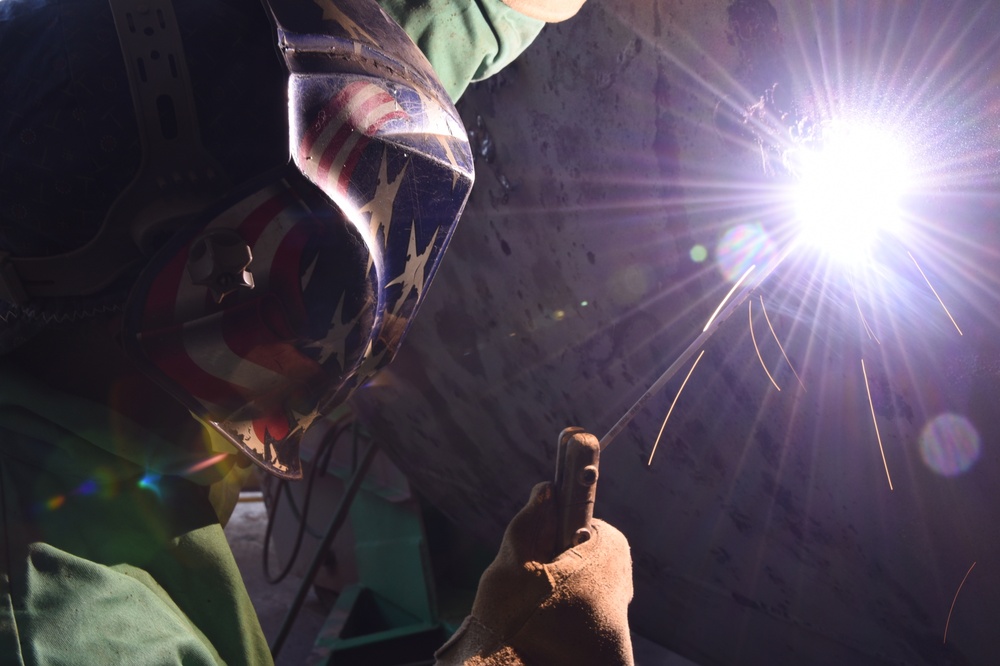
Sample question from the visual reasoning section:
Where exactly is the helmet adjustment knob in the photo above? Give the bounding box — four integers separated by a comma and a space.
186, 228, 255, 303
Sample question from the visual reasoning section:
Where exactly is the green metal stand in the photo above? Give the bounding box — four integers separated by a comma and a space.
308, 467, 454, 665
267, 422, 492, 665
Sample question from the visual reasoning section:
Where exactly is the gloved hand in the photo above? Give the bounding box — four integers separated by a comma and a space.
434, 482, 634, 666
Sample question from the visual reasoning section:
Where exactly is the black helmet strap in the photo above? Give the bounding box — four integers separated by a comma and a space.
0, 0, 230, 306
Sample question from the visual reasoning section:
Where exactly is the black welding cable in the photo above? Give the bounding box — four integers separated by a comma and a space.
261, 419, 350, 584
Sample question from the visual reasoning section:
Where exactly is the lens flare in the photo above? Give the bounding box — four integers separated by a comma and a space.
45, 495, 66, 511
138, 472, 164, 498
75, 479, 99, 496
919, 413, 980, 477
790, 122, 911, 264
608, 264, 651, 306
715, 223, 775, 282
181, 452, 232, 476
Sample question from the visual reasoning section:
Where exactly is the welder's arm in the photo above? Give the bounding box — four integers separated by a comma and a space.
377, 0, 586, 101
434, 482, 634, 666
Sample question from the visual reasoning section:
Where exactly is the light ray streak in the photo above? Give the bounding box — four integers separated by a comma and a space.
861, 358, 893, 491
869, 3, 908, 107
749, 300, 781, 391
908, 251, 963, 335
759, 295, 805, 391
647, 350, 706, 467
944, 561, 977, 644
905, 4, 993, 127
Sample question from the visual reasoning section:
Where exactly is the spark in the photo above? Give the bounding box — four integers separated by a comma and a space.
704, 265, 756, 332
647, 350, 706, 467
749, 300, 781, 391
601, 243, 795, 450
861, 358, 893, 491
759, 296, 805, 391
944, 561, 977, 644
850, 278, 881, 344
908, 251, 963, 336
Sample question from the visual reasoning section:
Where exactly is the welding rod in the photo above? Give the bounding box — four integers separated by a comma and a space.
598, 240, 797, 450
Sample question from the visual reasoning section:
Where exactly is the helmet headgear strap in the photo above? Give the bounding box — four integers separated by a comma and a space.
0, 0, 229, 306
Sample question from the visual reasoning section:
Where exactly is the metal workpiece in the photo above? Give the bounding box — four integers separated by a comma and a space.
351, 1, 1000, 664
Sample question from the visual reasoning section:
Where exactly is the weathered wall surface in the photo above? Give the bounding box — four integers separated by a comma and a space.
352, 1, 1000, 663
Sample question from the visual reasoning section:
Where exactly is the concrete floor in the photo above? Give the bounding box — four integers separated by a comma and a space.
225, 495, 329, 666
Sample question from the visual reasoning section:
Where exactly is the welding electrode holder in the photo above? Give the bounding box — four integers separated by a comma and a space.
554, 427, 600, 555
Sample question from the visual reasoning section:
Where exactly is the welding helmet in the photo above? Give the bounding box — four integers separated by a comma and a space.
0, 0, 473, 479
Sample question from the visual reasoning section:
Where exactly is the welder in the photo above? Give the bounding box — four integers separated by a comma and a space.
0, 0, 632, 663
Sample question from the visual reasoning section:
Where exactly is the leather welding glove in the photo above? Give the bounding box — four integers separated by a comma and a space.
434, 482, 634, 666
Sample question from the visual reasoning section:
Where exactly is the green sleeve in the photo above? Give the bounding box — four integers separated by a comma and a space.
0, 367, 271, 665
378, 0, 545, 101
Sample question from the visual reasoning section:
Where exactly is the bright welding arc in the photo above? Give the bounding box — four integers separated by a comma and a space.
791, 121, 910, 265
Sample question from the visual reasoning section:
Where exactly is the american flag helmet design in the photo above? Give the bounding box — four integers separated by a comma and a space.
122, 0, 473, 479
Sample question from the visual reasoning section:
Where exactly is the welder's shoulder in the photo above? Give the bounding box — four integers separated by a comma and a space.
499, 0, 587, 23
